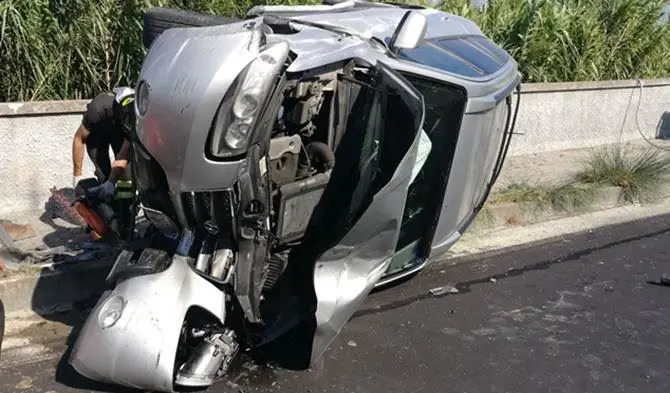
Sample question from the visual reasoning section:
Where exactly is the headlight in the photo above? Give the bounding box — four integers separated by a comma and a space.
209, 41, 289, 158
97, 295, 126, 329
136, 80, 150, 117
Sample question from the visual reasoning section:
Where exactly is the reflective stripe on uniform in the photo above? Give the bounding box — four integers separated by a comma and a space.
115, 191, 134, 199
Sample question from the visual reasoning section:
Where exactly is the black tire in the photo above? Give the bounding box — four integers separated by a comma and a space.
0, 298, 4, 360
143, 7, 241, 49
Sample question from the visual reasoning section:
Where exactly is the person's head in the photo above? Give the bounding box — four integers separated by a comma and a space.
113, 86, 136, 133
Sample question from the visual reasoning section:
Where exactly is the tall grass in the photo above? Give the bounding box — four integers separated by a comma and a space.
576, 145, 670, 202
438, 0, 670, 82
489, 182, 597, 211
0, 0, 150, 101
1, 0, 669, 102
0, 0, 317, 102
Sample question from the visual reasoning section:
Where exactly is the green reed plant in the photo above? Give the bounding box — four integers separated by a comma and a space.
1, 0, 668, 102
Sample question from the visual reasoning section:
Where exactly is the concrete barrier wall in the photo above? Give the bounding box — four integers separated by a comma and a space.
1, 78, 669, 215
509, 78, 670, 155
0, 101, 94, 216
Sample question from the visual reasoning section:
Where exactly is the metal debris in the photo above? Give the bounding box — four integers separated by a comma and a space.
0, 219, 36, 242
646, 273, 670, 287
429, 285, 459, 296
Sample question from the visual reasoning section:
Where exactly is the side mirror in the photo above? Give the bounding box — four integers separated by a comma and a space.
388, 11, 427, 52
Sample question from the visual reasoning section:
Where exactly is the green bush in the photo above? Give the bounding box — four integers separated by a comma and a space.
0, 0, 317, 102
1, 0, 669, 102
438, 0, 670, 83
576, 144, 670, 202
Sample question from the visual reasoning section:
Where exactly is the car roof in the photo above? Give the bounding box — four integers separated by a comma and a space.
288, 6, 484, 41
260, 5, 487, 73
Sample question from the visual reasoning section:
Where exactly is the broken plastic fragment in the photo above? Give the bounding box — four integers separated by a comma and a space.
429, 285, 459, 296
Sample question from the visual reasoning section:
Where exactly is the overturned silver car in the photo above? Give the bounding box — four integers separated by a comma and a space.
69, 2, 521, 392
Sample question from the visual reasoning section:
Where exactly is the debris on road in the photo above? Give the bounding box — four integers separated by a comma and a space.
347, 340, 358, 347
429, 285, 460, 296
0, 220, 36, 242
490, 278, 498, 283
44, 187, 86, 227
646, 273, 670, 287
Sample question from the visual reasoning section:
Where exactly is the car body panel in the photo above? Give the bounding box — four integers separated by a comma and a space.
309, 62, 425, 363
429, 74, 520, 257
135, 18, 265, 193
69, 254, 225, 392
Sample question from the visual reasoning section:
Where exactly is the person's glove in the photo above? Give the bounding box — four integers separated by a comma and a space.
73, 175, 84, 189
89, 181, 115, 201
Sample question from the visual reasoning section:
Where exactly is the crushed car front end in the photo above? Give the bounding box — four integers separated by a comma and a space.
69, 3, 522, 392
70, 17, 293, 391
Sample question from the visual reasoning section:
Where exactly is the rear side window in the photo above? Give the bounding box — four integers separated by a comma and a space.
398, 35, 510, 79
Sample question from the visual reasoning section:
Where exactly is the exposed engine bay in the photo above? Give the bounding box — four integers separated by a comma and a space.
164, 66, 362, 385
261, 70, 341, 290
68, 4, 522, 391
268, 73, 337, 239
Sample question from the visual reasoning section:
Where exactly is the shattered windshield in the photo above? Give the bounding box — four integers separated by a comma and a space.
398, 35, 510, 78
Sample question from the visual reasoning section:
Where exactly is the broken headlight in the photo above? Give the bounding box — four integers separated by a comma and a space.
209, 41, 289, 158
98, 295, 126, 329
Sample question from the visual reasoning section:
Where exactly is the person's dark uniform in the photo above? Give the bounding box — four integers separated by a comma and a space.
76, 90, 136, 241
82, 92, 133, 182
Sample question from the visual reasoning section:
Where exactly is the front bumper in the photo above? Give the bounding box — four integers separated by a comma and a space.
69, 258, 225, 392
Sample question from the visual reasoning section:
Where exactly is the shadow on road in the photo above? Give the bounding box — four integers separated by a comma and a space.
28, 254, 132, 391
30, 283, 140, 392
54, 318, 143, 393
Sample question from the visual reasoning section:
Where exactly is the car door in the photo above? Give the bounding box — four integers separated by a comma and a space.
258, 61, 425, 367
307, 61, 425, 363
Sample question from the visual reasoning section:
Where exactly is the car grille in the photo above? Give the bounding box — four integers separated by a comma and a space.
179, 190, 237, 235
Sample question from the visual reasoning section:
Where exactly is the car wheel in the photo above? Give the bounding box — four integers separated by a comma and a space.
0, 298, 4, 359
143, 7, 241, 49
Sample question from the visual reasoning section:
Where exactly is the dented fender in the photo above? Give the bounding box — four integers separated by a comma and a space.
69, 257, 225, 392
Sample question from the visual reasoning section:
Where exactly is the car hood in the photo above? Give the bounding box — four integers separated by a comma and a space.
135, 17, 268, 192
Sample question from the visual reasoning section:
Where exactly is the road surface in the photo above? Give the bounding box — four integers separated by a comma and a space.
2, 213, 670, 393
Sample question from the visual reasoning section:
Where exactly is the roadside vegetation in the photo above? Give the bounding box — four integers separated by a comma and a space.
490, 182, 598, 212
1, 0, 669, 102
489, 144, 670, 212
576, 145, 670, 202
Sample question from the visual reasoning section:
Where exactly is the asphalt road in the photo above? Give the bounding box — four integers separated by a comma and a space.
2, 213, 670, 393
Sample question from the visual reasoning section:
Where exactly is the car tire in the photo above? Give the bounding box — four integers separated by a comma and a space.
143, 7, 241, 49
0, 298, 4, 359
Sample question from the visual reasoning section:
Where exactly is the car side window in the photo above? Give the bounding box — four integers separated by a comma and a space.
343, 82, 383, 224
348, 81, 417, 220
